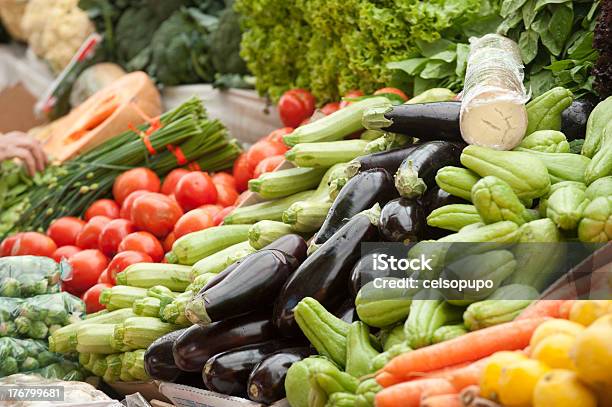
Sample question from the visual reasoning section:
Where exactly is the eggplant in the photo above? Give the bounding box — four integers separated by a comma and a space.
175, 372, 206, 389
348, 252, 406, 297
186, 250, 300, 325
143, 328, 188, 381
313, 168, 396, 247
346, 144, 421, 178
273, 208, 379, 337
202, 340, 300, 397
378, 197, 425, 243
172, 311, 276, 372
421, 187, 469, 240
561, 98, 597, 141
246, 347, 312, 403
335, 298, 359, 322
394, 141, 464, 198
383, 101, 461, 140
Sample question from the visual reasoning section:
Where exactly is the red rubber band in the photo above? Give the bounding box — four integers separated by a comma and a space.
128, 123, 157, 155
167, 144, 187, 165
188, 162, 201, 171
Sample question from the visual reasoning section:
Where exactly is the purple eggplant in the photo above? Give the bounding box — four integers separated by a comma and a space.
378, 197, 425, 243
144, 328, 188, 381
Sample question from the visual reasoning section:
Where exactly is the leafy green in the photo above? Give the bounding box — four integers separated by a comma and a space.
593, 0, 611, 97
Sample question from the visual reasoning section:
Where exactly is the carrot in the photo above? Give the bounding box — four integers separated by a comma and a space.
383, 318, 547, 380
517, 300, 569, 319
376, 371, 403, 387
423, 359, 488, 390
559, 299, 576, 319
421, 394, 461, 407
375, 378, 456, 407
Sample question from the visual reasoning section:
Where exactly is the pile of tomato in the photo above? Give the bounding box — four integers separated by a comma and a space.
0, 167, 240, 313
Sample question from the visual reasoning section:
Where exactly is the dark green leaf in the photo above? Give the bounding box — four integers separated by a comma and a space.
501, 0, 529, 17
519, 30, 540, 64
534, 0, 571, 12
430, 50, 457, 63
455, 43, 470, 78
527, 70, 555, 97
522, 0, 538, 28
413, 77, 437, 96
415, 38, 455, 58
496, 11, 523, 35
387, 59, 428, 76
566, 32, 595, 60
545, 4, 573, 56
420, 60, 455, 80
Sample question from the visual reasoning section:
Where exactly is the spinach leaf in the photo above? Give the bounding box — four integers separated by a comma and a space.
519, 29, 540, 64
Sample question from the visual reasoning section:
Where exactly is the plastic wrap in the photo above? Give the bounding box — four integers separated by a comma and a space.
0, 292, 85, 339
0, 256, 65, 298
459, 34, 529, 150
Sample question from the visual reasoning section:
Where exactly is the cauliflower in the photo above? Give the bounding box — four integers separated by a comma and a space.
0, 0, 29, 41
20, 0, 94, 72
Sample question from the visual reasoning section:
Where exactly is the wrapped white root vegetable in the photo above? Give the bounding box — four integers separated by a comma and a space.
460, 34, 529, 150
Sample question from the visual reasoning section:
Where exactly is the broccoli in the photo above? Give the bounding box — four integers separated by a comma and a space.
209, 7, 248, 75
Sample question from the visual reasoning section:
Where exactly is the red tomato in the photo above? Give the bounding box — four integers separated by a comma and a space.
113, 168, 160, 205
266, 128, 293, 144
339, 90, 364, 108
215, 183, 239, 207
120, 190, 148, 219
118, 232, 164, 262
47, 217, 85, 247
161, 169, 190, 195
174, 172, 218, 211
246, 140, 288, 172
213, 206, 235, 226
374, 87, 409, 101
98, 219, 135, 257
211, 172, 236, 188
199, 204, 223, 217
11, 232, 57, 257
63, 249, 108, 295
235, 191, 250, 206
1, 233, 22, 257
163, 232, 176, 253
253, 155, 285, 178
233, 153, 253, 193
82, 283, 112, 313
52, 246, 81, 263
131, 193, 183, 238
107, 250, 152, 281
97, 268, 113, 284
76, 216, 111, 249
173, 209, 214, 239
278, 89, 316, 127
84, 199, 120, 221
321, 102, 341, 115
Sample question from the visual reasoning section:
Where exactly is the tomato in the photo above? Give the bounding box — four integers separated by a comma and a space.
211, 172, 236, 188
11, 232, 57, 257
82, 283, 112, 313
118, 232, 164, 262
199, 204, 223, 217
63, 249, 108, 295
76, 216, 111, 249
374, 87, 409, 101
246, 140, 288, 172
161, 169, 190, 195
1, 233, 22, 257
47, 217, 85, 247
98, 219, 135, 257
174, 209, 214, 239
84, 199, 120, 221
52, 245, 81, 263
119, 190, 148, 219
233, 153, 253, 193
215, 183, 239, 207
278, 89, 316, 127
339, 90, 364, 108
235, 191, 250, 206
131, 193, 183, 238
213, 205, 235, 226
321, 102, 341, 115
175, 172, 218, 211
163, 232, 176, 253
253, 155, 285, 179
107, 250, 152, 281
97, 268, 113, 284
266, 128, 293, 144
113, 167, 160, 205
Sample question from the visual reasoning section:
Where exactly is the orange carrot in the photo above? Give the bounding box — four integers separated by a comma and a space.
375, 378, 456, 407
517, 300, 570, 319
383, 318, 547, 380
376, 371, 403, 387
421, 394, 461, 407
559, 299, 576, 319
423, 359, 488, 390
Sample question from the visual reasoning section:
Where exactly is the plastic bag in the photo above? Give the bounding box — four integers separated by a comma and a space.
0, 292, 85, 339
0, 256, 65, 298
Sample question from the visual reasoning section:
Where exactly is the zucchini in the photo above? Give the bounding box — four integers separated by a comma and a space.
285, 140, 369, 168
435, 166, 480, 201
426, 204, 481, 232
582, 96, 612, 158
248, 220, 294, 249
166, 224, 251, 265
283, 96, 389, 146
546, 183, 589, 230
223, 191, 315, 225
517, 130, 570, 153
115, 263, 191, 291
99, 285, 148, 311
515, 149, 591, 184
283, 200, 333, 233
526, 87, 573, 135
577, 197, 612, 243
460, 145, 550, 200
363, 133, 412, 154
248, 167, 327, 199
404, 296, 463, 349
585, 176, 612, 200
132, 297, 161, 317
191, 240, 255, 277
471, 176, 529, 225
76, 324, 126, 354
585, 135, 612, 185
111, 317, 180, 351
432, 324, 468, 343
